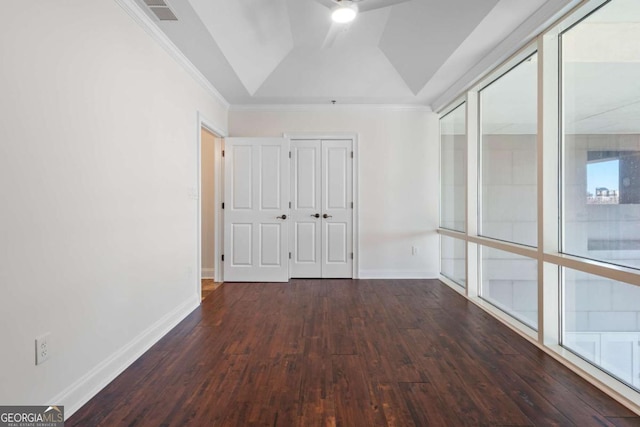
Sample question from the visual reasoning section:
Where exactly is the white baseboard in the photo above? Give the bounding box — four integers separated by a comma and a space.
53, 296, 200, 420
358, 270, 438, 279
201, 268, 215, 279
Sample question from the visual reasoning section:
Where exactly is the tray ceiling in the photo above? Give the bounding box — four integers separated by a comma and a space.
132, 0, 551, 105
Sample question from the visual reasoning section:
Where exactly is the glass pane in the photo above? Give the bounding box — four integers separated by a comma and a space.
562, 0, 640, 269
440, 103, 466, 232
480, 53, 538, 247
481, 246, 538, 329
563, 268, 640, 391
440, 235, 466, 287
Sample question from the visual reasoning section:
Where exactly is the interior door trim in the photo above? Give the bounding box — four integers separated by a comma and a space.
284, 133, 359, 279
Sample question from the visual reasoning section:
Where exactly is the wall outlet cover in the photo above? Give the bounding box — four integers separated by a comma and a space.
35, 333, 50, 365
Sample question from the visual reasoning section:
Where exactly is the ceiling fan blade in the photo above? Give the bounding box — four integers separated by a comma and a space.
311, 0, 339, 10
321, 21, 350, 49
357, 0, 411, 12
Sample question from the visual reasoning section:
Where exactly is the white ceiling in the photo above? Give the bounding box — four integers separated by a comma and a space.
133, 0, 553, 106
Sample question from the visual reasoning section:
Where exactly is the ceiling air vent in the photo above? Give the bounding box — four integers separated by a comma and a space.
144, 0, 178, 21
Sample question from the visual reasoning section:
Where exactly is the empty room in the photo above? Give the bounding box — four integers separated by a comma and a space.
2, 0, 640, 425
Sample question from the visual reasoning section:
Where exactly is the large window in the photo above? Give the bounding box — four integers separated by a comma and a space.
440, 103, 466, 232
480, 53, 538, 247
481, 247, 538, 329
562, 0, 640, 269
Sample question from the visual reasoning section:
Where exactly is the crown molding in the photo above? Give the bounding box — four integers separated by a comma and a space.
114, 0, 230, 110
432, 0, 581, 112
229, 104, 432, 113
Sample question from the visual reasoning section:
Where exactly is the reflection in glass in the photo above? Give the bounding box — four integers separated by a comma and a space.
480, 53, 538, 247
587, 156, 619, 205
481, 247, 538, 329
440, 235, 466, 287
440, 104, 466, 232
563, 268, 640, 391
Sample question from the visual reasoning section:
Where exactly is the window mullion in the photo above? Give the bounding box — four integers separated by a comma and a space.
466, 92, 480, 299
539, 30, 561, 347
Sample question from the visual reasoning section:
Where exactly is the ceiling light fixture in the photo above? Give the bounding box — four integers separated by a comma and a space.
332, 4, 357, 23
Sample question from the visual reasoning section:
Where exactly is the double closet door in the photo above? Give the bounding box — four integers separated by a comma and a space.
290, 139, 353, 278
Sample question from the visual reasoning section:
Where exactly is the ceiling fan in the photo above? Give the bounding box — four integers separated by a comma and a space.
313, 0, 412, 48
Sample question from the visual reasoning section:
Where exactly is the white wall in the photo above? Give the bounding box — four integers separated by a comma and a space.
228, 107, 439, 278
0, 0, 227, 416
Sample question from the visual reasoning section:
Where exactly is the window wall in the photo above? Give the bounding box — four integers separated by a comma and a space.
438, 0, 640, 409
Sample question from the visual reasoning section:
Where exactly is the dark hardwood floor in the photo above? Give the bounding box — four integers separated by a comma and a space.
68, 280, 640, 426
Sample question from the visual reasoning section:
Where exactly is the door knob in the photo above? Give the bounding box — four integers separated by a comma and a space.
311, 213, 320, 218
277, 214, 287, 220
323, 213, 332, 219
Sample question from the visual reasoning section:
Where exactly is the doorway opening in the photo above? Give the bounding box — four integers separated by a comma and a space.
197, 113, 225, 300
201, 127, 221, 299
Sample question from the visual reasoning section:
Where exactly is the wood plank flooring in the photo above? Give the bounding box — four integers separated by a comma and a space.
201, 279, 222, 301
68, 279, 640, 426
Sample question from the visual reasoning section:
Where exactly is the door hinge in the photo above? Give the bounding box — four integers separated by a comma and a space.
289, 252, 292, 259
289, 151, 291, 159
350, 252, 354, 259
221, 254, 224, 262
350, 151, 354, 158
222, 150, 225, 157
289, 201, 291, 209
351, 201, 354, 209
222, 202, 225, 209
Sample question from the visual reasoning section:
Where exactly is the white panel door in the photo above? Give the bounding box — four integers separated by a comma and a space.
224, 138, 290, 282
290, 139, 353, 278
321, 140, 353, 278
290, 140, 322, 277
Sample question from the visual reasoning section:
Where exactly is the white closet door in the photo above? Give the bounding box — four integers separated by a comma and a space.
290, 141, 322, 277
321, 140, 353, 278
223, 138, 290, 282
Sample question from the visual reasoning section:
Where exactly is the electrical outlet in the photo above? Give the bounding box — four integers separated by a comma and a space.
411, 246, 418, 256
35, 333, 50, 365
